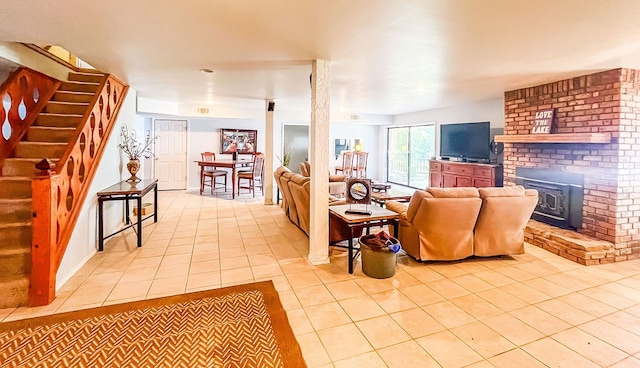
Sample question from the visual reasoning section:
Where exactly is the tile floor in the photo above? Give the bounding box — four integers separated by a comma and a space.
2, 190, 640, 367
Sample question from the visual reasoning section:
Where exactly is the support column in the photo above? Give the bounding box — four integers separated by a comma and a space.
264, 100, 274, 205
308, 60, 331, 265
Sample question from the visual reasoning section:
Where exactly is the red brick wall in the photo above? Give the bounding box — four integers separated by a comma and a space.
504, 69, 640, 261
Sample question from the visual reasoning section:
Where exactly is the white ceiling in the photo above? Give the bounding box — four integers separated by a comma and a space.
2, 0, 640, 116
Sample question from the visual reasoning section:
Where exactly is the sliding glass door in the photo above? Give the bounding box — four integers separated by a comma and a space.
387, 125, 436, 189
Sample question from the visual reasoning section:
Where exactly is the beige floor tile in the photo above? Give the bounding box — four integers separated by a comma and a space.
578, 319, 640, 355
339, 295, 387, 322
324, 280, 366, 300
401, 265, 445, 283
317, 324, 373, 361
251, 263, 283, 278
499, 283, 550, 304
81, 271, 123, 288
294, 285, 335, 307
356, 315, 411, 349
398, 284, 445, 306
483, 313, 545, 346
355, 278, 395, 294
286, 308, 314, 335
220, 255, 250, 270
610, 356, 640, 368
277, 289, 302, 311
147, 275, 187, 296
449, 294, 503, 320
296, 332, 332, 367
534, 298, 595, 326
369, 289, 417, 313
451, 274, 494, 293
186, 271, 220, 291
220, 267, 254, 286
416, 330, 483, 367
488, 348, 547, 368
247, 253, 277, 266
525, 277, 572, 298
602, 310, 640, 336
450, 321, 516, 359
156, 264, 190, 279
390, 308, 445, 339
559, 292, 618, 317
60, 285, 115, 308
552, 327, 627, 366
579, 287, 637, 310
422, 300, 476, 329
473, 269, 517, 287
128, 256, 163, 270
189, 259, 221, 275
304, 301, 352, 331
107, 280, 153, 301
426, 278, 471, 299
287, 271, 323, 289
333, 351, 387, 368
522, 337, 600, 368
509, 305, 571, 336
475, 287, 529, 312
378, 340, 440, 368
3, 291, 72, 322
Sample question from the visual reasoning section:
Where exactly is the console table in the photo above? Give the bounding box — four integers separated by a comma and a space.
429, 160, 503, 188
97, 179, 158, 251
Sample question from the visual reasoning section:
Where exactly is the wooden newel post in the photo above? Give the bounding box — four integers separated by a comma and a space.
30, 159, 58, 306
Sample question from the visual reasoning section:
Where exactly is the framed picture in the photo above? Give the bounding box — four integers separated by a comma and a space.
220, 129, 257, 154
346, 178, 372, 204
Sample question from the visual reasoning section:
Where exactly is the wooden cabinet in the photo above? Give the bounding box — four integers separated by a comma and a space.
429, 160, 503, 188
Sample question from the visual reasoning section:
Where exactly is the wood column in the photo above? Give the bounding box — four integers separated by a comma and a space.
308, 60, 331, 265
264, 100, 274, 205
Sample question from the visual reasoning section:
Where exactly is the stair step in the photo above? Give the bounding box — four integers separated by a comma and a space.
0, 222, 31, 250
53, 90, 94, 103
14, 142, 66, 159
68, 72, 104, 83
2, 158, 47, 177
0, 247, 31, 278
35, 113, 83, 128
27, 126, 76, 143
0, 276, 29, 308
0, 198, 32, 223
43, 101, 88, 115
60, 81, 100, 93
0, 177, 32, 198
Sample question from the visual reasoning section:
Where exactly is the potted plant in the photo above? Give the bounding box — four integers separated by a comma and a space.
117, 125, 156, 182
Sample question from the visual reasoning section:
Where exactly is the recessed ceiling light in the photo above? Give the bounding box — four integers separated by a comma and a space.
200, 68, 214, 73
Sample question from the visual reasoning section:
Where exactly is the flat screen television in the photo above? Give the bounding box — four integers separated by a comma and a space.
440, 122, 491, 162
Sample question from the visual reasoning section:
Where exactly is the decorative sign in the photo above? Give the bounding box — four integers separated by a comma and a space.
531, 108, 555, 134
346, 178, 371, 205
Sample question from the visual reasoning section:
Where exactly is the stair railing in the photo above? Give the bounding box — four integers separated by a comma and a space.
31, 75, 128, 306
0, 67, 59, 169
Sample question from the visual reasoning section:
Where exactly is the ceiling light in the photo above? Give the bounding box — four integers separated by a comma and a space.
200, 68, 214, 73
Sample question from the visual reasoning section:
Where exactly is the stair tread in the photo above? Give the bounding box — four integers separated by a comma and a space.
39, 112, 83, 117
47, 101, 89, 106
0, 221, 31, 228
56, 90, 94, 96
29, 126, 76, 131
0, 247, 30, 256
62, 80, 100, 86
17, 141, 67, 146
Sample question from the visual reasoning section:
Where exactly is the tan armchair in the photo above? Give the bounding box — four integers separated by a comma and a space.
299, 161, 346, 198
386, 187, 482, 261
474, 186, 539, 256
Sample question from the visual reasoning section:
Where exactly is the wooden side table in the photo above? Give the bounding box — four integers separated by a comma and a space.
329, 204, 399, 274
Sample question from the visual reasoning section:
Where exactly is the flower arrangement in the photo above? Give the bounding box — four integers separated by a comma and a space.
117, 125, 157, 160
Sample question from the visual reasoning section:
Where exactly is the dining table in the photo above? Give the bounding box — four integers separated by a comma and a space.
195, 159, 252, 199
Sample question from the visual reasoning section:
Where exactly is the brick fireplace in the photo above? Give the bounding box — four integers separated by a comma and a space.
502, 68, 640, 264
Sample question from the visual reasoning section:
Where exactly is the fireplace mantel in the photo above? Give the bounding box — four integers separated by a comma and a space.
494, 132, 611, 144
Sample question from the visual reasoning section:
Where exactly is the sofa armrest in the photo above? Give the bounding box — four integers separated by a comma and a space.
385, 200, 408, 215
329, 196, 347, 205
329, 174, 347, 182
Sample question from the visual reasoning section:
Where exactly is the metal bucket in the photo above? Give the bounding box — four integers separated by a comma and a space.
359, 237, 397, 279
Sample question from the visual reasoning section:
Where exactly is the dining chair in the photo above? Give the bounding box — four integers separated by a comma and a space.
352, 151, 369, 178
201, 152, 228, 193
238, 152, 265, 197
335, 151, 354, 176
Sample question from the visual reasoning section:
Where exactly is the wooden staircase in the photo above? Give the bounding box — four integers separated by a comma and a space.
0, 71, 103, 308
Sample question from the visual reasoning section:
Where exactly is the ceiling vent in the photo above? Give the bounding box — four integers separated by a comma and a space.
350, 114, 360, 121
197, 107, 210, 114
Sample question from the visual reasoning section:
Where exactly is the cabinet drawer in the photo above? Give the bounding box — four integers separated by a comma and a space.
430, 161, 442, 172
442, 164, 472, 176
474, 167, 493, 178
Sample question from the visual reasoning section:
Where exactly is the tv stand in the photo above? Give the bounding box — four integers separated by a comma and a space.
430, 160, 503, 188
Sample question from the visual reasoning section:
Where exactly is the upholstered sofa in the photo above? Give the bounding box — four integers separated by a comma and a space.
299, 161, 346, 198
386, 186, 538, 261
274, 166, 359, 242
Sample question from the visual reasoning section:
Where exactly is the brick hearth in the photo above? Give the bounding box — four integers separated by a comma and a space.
503, 68, 640, 264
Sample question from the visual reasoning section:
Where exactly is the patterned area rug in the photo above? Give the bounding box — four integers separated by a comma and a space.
0, 281, 306, 367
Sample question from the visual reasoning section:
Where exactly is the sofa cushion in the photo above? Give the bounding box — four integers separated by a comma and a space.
478, 185, 525, 198
427, 187, 479, 198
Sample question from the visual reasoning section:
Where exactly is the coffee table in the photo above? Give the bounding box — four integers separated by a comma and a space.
329, 204, 399, 274
371, 190, 413, 207
371, 182, 392, 192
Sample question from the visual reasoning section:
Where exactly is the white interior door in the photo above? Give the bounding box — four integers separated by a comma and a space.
154, 119, 187, 190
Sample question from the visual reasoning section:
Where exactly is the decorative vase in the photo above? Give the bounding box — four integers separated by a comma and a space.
126, 158, 141, 182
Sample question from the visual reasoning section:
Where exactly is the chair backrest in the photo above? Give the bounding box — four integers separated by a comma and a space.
202, 152, 216, 172
354, 152, 368, 171
253, 152, 265, 177
299, 161, 311, 177
342, 151, 354, 170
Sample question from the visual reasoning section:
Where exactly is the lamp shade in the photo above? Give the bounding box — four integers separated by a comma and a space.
354, 139, 362, 152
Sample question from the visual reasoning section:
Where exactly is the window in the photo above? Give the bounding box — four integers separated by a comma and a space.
387, 124, 436, 189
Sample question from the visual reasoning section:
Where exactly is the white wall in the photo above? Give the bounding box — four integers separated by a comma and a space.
392, 98, 505, 128
57, 89, 138, 287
